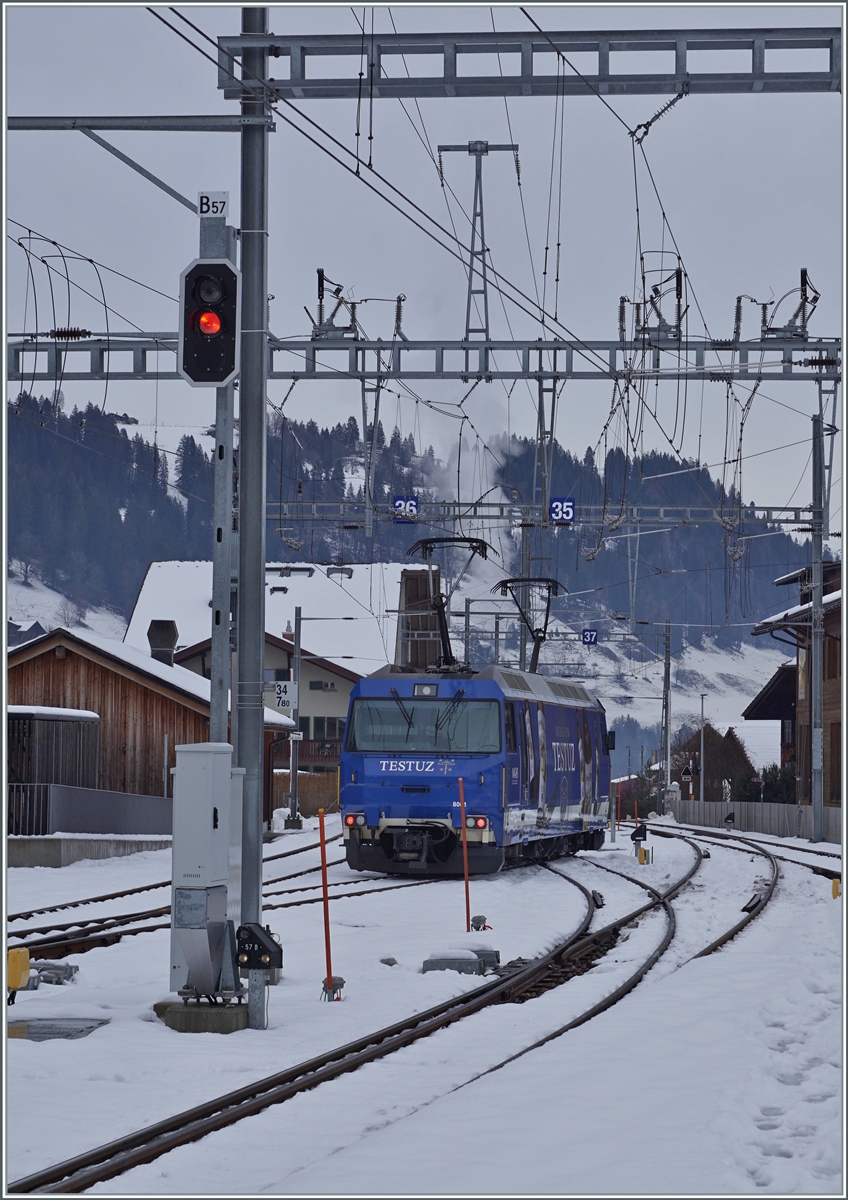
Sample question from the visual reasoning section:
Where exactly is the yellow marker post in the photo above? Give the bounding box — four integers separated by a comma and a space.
832, 878, 842, 899
7, 947, 30, 1004
638, 846, 646, 866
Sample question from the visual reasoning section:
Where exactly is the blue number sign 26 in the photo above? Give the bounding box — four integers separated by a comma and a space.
582, 628, 598, 645
549, 497, 575, 524
393, 495, 419, 523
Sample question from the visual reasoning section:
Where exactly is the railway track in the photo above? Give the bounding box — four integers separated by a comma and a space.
8, 851, 704, 1194
6, 870, 445, 959
457, 829, 779, 1094
638, 820, 841, 880
6, 834, 344, 923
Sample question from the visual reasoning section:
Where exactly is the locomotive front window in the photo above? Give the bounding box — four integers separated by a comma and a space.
345, 699, 501, 754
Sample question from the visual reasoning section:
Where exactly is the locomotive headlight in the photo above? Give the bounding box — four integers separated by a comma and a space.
475, 817, 487, 829
354, 814, 366, 826
344, 814, 356, 827
465, 816, 476, 828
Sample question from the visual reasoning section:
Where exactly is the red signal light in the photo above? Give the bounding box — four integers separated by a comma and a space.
475, 817, 487, 829
197, 310, 222, 336
344, 814, 356, 827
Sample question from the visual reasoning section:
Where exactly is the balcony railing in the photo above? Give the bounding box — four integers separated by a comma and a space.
275, 739, 342, 767
8, 783, 50, 835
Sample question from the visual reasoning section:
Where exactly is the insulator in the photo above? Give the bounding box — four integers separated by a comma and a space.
349, 302, 357, 330
438, 151, 445, 187
618, 297, 627, 342
733, 297, 743, 342
317, 269, 325, 326
394, 294, 406, 337
675, 268, 682, 299
514, 152, 521, 184
634, 303, 642, 331
49, 327, 91, 340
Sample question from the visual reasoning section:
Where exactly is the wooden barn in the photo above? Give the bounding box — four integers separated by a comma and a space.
7, 627, 291, 816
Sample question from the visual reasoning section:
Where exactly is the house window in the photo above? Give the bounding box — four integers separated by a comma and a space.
325, 717, 343, 740
309, 679, 337, 691
298, 716, 310, 738
313, 717, 325, 740
781, 719, 795, 748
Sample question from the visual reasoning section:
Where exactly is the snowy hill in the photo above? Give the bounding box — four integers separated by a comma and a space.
7, 567, 128, 642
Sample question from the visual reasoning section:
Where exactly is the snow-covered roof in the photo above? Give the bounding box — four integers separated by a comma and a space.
7, 705, 100, 722
8, 626, 293, 728
752, 589, 841, 635
124, 561, 406, 677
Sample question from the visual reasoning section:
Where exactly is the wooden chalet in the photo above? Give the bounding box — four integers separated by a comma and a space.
7, 627, 291, 819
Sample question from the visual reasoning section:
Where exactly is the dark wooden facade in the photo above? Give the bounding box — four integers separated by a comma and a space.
751, 563, 841, 807
742, 663, 797, 768
8, 632, 210, 798
8, 710, 100, 788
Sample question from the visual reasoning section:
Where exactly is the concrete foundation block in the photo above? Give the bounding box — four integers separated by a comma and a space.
422, 950, 485, 976
8, 836, 172, 868
162, 1002, 248, 1034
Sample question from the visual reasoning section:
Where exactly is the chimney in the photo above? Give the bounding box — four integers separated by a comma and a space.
147, 620, 179, 667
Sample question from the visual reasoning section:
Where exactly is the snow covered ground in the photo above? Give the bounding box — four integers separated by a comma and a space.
6, 816, 842, 1195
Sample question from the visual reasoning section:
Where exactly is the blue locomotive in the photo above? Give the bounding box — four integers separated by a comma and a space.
339, 665, 612, 875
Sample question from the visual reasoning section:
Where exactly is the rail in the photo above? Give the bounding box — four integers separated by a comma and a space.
9, 853, 707, 1193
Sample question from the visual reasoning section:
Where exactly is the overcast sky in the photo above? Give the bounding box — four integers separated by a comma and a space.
4, 4, 844, 543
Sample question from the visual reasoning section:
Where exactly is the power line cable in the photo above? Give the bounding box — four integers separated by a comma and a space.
153, 6, 615, 379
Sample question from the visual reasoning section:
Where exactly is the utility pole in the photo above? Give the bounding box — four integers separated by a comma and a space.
494, 613, 500, 665
661, 620, 671, 813
700, 692, 706, 805
361, 379, 381, 539
519, 524, 530, 671
464, 597, 471, 665
205, 213, 239, 745
438, 140, 517, 365
811, 413, 824, 842
287, 605, 303, 830
237, 7, 269, 962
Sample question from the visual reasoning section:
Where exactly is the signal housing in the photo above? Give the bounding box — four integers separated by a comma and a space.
179, 258, 241, 387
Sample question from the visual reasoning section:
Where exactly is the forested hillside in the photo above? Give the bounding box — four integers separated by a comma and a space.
8, 391, 817, 639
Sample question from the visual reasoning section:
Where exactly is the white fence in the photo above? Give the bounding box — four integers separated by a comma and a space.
666, 798, 841, 844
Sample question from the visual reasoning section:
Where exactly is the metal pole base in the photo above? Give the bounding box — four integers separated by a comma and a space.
284, 816, 303, 830
247, 968, 267, 1029
321, 976, 345, 1001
